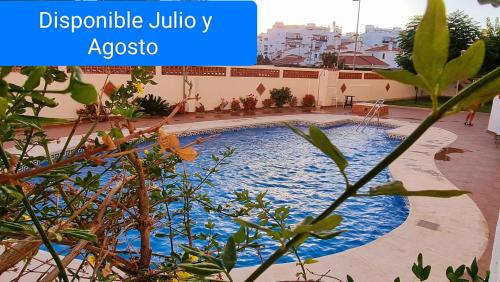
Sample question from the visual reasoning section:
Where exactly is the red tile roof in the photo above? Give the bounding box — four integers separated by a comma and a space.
340, 55, 389, 67
272, 55, 305, 66
366, 44, 400, 52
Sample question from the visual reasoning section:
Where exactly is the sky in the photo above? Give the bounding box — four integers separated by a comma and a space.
253, 0, 500, 34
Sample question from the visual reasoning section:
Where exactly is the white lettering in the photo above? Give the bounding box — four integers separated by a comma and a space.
88, 38, 102, 56
88, 38, 158, 59
202, 16, 212, 33
40, 12, 52, 29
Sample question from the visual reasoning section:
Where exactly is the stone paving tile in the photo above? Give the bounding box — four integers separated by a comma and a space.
25, 106, 499, 273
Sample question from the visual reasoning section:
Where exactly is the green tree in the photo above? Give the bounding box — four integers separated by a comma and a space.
257, 54, 272, 65
482, 17, 500, 73
396, 10, 481, 73
320, 52, 339, 68
396, 16, 422, 73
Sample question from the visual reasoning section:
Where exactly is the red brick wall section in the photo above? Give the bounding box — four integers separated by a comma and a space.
338, 72, 363, 79
67, 66, 134, 74
230, 68, 280, 78
283, 70, 319, 79
162, 66, 226, 76
364, 72, 384, 80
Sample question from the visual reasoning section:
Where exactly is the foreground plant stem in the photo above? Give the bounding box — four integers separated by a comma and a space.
18, 188, 69, 282
245, 67, 500, 282
129, 152, 152, 270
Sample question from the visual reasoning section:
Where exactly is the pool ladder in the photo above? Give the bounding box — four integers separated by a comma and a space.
356, 99, 385, 131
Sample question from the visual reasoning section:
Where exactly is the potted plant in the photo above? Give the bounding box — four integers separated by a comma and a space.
214, 98, 229, 114
301, 94, 316, 112
262, 98, 274, 114
289, 96, 298, 112
230, 98, 241, 116
136, 94, 173, 117
240, 93, 258, 115
195, 103, 205, 118
270, 87, 293, 112
76, 103, 109, 122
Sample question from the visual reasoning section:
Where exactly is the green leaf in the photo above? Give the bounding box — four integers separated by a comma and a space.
422, 265, 432, 280
309, 230, 344, 240
0, 185, 23, 201
31, 92, 59, 108
286, 124, 348, 172
68, 66, 83, 81
0, 221, 37, 236
303, 258, 318, 265
222, 236, 237, 272
234, 218, 273, 234
180, 245, 224, 268
0, 67, 12, 78
0, 97, 8, 119
8, 115, 69, 129
467, 258, 479, 279
60, 228, 97, 243
347, 275, 355, 282
439, 40, 486, 91
367, 181, 470, 198
413, 0, 449, 88
375, 70, 430, 92
179, 263, 223, 276
450, 67, 500, 114
233, 226, 246, 244
309, 126, 348, 171
286, 123, 313, 143
24, 67, 47, 90
293, 215, 342, 234
69, 76, 98, 105
0, 80, 8, 98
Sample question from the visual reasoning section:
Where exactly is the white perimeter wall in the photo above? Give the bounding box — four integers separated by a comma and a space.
4, 66, 419, 119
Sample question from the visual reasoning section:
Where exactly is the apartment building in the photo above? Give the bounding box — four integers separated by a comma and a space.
258, 22, 402, 69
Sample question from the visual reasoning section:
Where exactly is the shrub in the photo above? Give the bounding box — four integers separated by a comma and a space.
302, 94, 316, 107
214, 98, 229, 112
195, 103, 205, 113
137, 94, 173, 116
289, 96, 298, 107
262, 98, 274, 109
270, 87, 293, 108
240, 94, 259, 112
230, 98, 241, 111
76, 103, 108, 121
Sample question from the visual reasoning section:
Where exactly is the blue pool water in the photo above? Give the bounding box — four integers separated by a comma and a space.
55, 124, 409, 267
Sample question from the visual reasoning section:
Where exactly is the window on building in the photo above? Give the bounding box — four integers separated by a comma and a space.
382, 53, 386, 60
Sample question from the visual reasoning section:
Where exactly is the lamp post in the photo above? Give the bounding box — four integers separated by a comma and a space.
352, 0, 361, 70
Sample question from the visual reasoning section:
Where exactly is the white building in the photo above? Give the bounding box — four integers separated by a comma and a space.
361, 25, 402, 47
258, 22, 402, 68
365, 41, 400, 68
258, 22, 342, 66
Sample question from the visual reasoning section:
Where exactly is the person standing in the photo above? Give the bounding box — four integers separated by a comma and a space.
458, 79, 480, 126
465, 102, 481, 126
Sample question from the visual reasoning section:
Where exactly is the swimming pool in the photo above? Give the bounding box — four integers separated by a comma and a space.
60, 124, 408, 267
122, 124, 408, 267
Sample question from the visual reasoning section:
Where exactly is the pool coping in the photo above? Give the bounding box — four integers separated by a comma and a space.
3, 114, 489, 282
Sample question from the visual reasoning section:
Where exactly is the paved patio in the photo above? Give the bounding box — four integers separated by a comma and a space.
383, 107, 499, 273
34, 105, 499, 275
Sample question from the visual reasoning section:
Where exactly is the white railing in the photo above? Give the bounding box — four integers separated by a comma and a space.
356, 99, 385, 131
